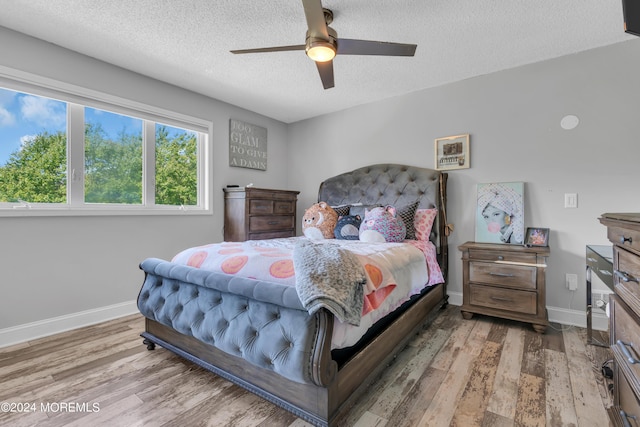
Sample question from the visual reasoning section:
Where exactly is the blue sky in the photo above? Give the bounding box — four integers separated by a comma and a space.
0, 87, 195, 167
0, 87, 66, 166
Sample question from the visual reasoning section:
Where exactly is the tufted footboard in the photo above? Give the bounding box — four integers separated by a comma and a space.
137, 257, 337, 386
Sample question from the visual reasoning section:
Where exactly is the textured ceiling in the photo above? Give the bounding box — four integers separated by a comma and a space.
0, 0, 634, 123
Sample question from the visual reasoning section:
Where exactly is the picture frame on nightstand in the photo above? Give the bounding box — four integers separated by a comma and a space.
525, 227, 549, 247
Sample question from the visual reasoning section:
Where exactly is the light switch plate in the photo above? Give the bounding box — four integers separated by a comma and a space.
564, 193, 578, 208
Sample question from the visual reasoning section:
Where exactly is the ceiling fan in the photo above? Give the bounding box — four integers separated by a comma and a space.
230, 0, 417, 90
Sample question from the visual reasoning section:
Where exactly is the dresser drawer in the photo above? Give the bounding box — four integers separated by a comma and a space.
615, 246, 640, 317
608, 225, 640, 254
249, 199, 295, 215
469, 261, 537, 290
249, 215, 294, 232
469, 284, 537, 315
612, 365, 640, 427
248, 230, 294, 240
610, 295, 640, 399
467, 249, 537, 264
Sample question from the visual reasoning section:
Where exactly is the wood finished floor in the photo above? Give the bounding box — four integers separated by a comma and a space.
0, 304, 613, 427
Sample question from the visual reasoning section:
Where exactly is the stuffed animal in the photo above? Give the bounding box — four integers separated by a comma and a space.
359, 206, 406, 243
334, 215, 362, 240
302, 202, 338, 240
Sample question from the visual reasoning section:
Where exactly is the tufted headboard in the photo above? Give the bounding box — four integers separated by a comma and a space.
317, 164, 449, 280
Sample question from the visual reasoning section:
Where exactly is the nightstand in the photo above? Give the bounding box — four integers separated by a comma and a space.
459, 241, 550, 333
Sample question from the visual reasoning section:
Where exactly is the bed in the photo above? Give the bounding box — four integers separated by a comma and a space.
136, 163, 450, 426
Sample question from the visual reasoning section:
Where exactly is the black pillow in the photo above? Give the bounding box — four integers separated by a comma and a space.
396, 201, 420, 240
331, 205, 351, 217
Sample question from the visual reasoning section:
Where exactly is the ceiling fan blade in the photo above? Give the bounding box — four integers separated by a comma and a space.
316, 60, 334, 89
337, 39, 417, 56
231, 45, 306, 54
302, 0, 329, 38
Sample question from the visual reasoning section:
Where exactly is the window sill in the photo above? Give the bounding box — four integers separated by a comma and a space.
0, 206, 212, 217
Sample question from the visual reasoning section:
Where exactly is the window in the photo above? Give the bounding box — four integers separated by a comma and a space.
0, 79, 210, 215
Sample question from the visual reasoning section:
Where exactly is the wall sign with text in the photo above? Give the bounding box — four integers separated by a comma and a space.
229, 119, 267, 171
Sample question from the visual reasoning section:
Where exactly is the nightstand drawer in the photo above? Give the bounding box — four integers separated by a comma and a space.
469, 285, 537, 315
468, 250, 537, 264
469, 261, 536, 290
250, 215, 295, 232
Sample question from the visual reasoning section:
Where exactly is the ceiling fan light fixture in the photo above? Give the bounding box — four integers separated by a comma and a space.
306, 41, 336, 62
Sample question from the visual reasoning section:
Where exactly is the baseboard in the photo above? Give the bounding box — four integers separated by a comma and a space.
447, 291, 463, 306
0, 300, 138, 348
548, 305, 609, 331
446, 291, 607, 331
1, 294, 607, 349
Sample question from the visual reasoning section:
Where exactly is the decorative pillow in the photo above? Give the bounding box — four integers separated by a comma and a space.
396, 201, 419, 240
302, 202, 338, 240
359, 206, 406, 243
331, 205, 351, 217
415, 208, 438, 241
334, 215, 362, 240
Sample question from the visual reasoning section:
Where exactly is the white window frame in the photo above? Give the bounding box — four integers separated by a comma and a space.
0, 68, 212, 217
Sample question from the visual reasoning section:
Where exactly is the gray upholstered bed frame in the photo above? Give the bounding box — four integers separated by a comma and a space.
137, 164, 449, 426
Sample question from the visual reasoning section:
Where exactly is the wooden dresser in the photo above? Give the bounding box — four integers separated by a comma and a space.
599, 213, 640, 426
459, 241, 549, 333
223, 187, 299, 242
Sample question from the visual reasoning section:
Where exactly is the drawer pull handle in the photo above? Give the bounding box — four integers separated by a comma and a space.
267, 221, 280, 225
614, 269, 639, 284
620, 235, 633, 244
497, 255, 504, 260
490, 296, 512, 302
616, 340, 640, 364
489, 272, 515, 278
620, 409, 637, 427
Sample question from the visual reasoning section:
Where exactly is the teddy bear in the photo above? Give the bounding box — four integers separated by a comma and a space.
302, 202, 338, 240
359, 206, 406, 243
334, 215, 362, 240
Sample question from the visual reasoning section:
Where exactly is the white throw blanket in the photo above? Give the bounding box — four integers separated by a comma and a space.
292, 240, 367, 326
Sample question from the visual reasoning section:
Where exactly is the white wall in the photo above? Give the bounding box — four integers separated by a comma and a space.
0, 27, 291, 342
288, 39, 640, 326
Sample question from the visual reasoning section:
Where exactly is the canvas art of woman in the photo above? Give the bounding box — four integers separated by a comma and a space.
476, 182, 524, 244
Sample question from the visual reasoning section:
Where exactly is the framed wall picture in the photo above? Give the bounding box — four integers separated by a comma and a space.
475, 182, 525, 245
229, 119, 268, 171
525, 227, 550, 247
435, 134, 470, 170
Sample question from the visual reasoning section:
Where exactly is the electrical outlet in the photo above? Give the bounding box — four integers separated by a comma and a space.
592, 291, 610, 312
566, 273, 578, 290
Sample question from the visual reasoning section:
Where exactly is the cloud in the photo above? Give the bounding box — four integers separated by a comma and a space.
0, 107, 15, 126
20, 95, 66, 128
20, 134, 37, 147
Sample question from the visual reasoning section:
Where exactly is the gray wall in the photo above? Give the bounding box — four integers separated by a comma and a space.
2, 25, 639, 337
288, 39, 640, 324
0, 27, 291, 330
